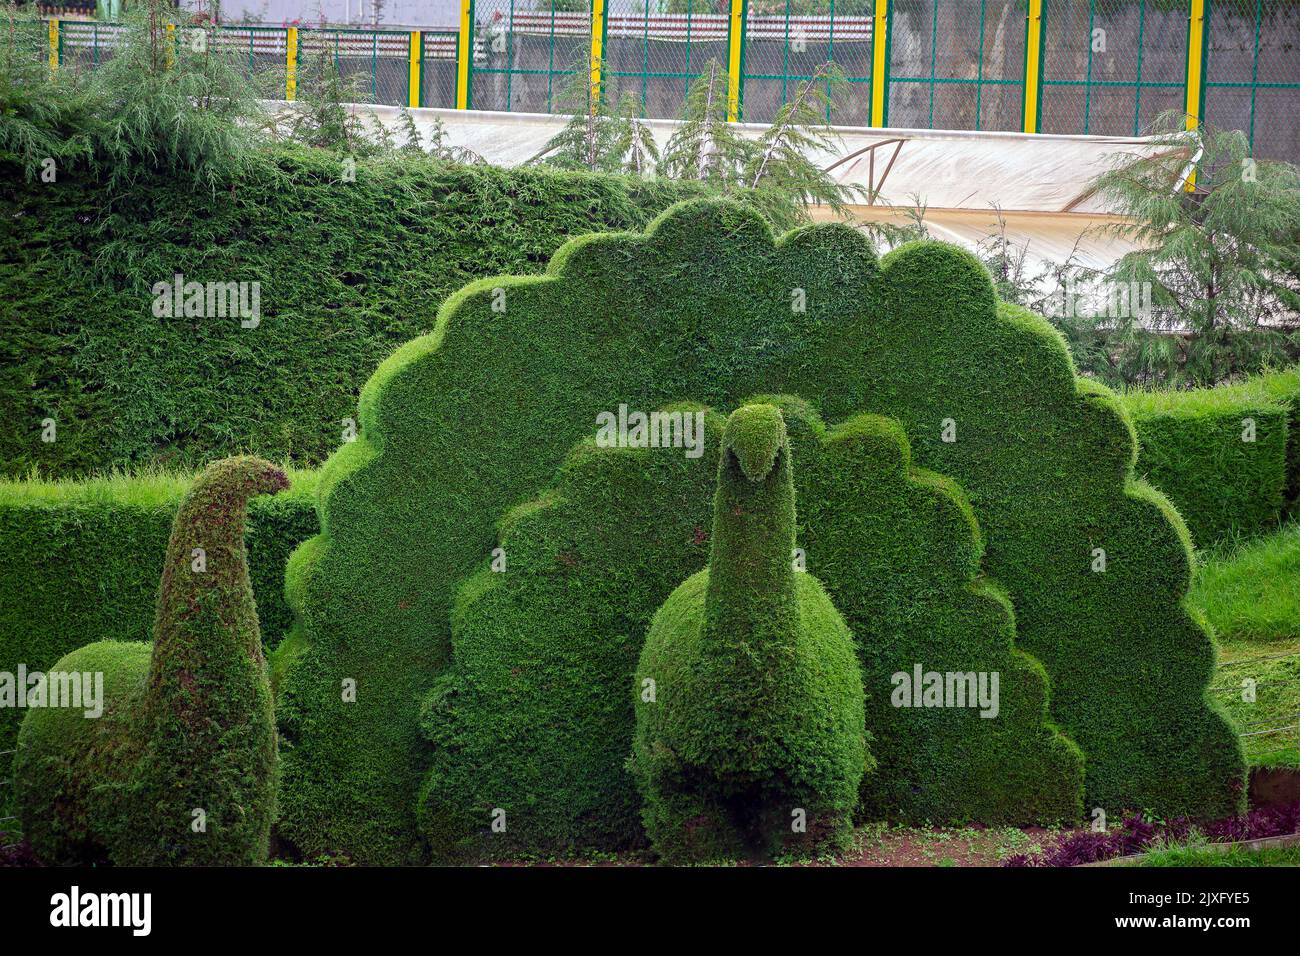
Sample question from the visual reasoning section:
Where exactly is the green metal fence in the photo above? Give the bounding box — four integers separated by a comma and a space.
44, 1, 1300, 161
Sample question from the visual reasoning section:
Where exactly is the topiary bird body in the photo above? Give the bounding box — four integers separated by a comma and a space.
631, 405, 869, 863
15, 456, 287, 865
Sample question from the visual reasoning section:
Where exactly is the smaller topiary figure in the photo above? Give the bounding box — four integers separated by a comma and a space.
631, 404, 869, 863
16, 456, 287, 865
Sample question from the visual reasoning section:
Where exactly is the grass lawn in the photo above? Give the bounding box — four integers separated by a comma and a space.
1139, 843, 1300, 867
1189, 521, 1300, 768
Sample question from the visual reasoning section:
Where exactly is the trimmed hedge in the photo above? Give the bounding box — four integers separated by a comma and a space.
16, 457, 285, 865
1125, 369, 1300, 547
632, 405, 868, 863
0, 469, 317, 814
0, 145, 704, 477
280, 197, 1240, 865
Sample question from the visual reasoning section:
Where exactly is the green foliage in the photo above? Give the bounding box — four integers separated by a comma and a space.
0, 145, 704, 477
279, 49, 375, 156
530, 57, 659, 176
1191, 523, 1300, 769
15, 456, 286, 865
1074, 114, 1300, 388
1124, 376, 1293, 546
659, 60, 861, 230
0, 3, 94, 176
1140, 843, 1300, 867
787, 402, 1084, 825
632, 404, 867, 863
279, 198, 1241, 865
1191, 522, 1300, 646
0, 467, 317, 817
417, 405, 721, 861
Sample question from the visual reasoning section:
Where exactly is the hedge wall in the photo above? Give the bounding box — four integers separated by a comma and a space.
0, 145, 703, 478
1124, 368, 1300, 547
0, 470, 317, 815
278, 197, 1241, 865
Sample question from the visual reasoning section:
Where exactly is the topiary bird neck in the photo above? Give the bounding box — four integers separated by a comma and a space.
145, 456, 289, 711
703, 404, 800, 653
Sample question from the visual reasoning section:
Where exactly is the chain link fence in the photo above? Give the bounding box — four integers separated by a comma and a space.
1203, 0, 1300, 166
887, 0, 1026, 132
40, 3, 1300, 160
1040, 0, 1187, 137
603, 0, 729, 119
469, 0, 591, 113
54, 21, 460, 109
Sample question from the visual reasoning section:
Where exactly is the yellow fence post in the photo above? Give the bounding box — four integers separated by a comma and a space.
47, 19, 59, 73
286, 26, 298, 102
591, 0, 607, 105
457, 0, 473, 109
1022, 0, 1044, 133
870, 0, 890, 127
1183, 0, 1208, 192
409, 31, 422, 109
726, 0, 746, 122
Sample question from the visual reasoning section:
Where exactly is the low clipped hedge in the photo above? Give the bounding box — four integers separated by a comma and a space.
0, 469, 317, 813
0, 145, 703, 478
1125, 368, 1300, 547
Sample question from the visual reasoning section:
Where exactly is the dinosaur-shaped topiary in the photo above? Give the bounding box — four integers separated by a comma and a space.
631, 405, 870, 863
15, 456, 287, 865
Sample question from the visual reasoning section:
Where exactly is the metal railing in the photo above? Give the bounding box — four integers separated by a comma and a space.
42, 0, 1300, 160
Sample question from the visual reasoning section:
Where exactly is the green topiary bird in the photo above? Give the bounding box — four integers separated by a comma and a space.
631, 404, 870, 863
15, 456, 288, 865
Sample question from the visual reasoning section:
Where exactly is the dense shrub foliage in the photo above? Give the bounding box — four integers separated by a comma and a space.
15, 457, 285, 865
1123, 371, 1299, 546
0, 470, 316, 810
278, 198, 1239, 865
0, 146, 703, 477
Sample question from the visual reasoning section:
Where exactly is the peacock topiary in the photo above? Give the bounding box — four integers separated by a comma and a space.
631, 404, 870, 863
15, 456, 287, 865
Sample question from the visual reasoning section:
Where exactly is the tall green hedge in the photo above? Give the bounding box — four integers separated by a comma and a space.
0, 145, 703, 478
279, 198, 1241, 865
1125, 368, 1300, 547
0, 469, 317, 814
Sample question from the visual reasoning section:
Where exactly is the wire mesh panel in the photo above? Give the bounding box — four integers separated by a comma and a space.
58, 20, 120, 73
1204, 0, 1300, 163
216, 26, 293, 95
740, 0, 874, 125
888, 0, 1027, 132
423, 30, 461, 108
1041, 0, 1187, 136
471, 0, 592, 113
603, 0, 729, 120
300, 30, 412, 107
